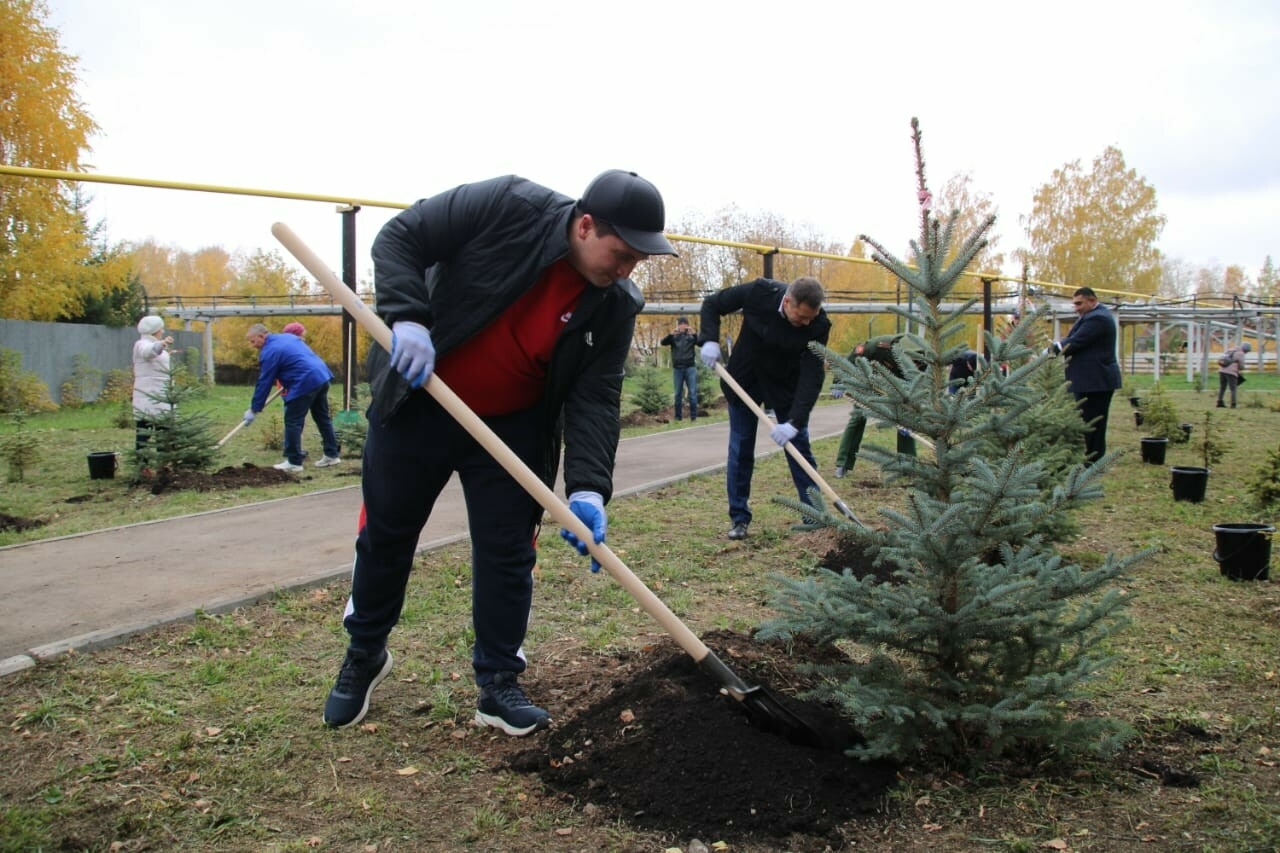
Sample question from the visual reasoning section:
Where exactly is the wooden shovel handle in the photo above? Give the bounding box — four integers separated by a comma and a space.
270, 222, 712, 665
216, 387, 282, 448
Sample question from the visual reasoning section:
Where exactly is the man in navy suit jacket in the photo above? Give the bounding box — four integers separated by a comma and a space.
1050, 287, 1123, 463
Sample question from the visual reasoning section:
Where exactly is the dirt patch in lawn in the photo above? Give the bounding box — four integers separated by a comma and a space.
0, 512, 46, 533
142, 462, 299, 494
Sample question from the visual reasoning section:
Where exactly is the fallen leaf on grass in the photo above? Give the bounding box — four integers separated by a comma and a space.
1042, 840, 1068, 850
395, 766, 419, 776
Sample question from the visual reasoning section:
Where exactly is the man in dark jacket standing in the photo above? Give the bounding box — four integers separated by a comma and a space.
322, 171, 676, 736
1050, 286, 1122, 463
698, 277, 830, 540
659, 316, 699, 421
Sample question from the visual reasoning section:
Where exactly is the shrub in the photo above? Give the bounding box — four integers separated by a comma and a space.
631, 367, 668, 415
59, 354, 102, 409
1248, 442, 1280, 509
1139, 382, 1184, 442
0, 349, 56, 414
1, 412, 41, 483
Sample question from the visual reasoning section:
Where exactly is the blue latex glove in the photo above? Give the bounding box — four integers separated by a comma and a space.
770, 422, 799, 447
390, 321, 436, 388
242, 409, 256, 424
559, 490, 607, 573
699, 341, 721, 369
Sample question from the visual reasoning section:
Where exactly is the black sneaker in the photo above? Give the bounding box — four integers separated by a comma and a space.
474, 672, 550, 736
728, 523, 749, 540
323, 647, 393, 728
791, 520, 824, 532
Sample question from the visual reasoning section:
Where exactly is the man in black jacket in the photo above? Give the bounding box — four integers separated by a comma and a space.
323, 171, 676, 736
698, 277, 830, 540
659, 316, 699, 420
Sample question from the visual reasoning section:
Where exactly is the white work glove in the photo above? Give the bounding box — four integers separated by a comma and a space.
560, 491, 607, 573
770, 422, 799, 447
831, 388, 845, 398
1045, 341, 1062, 357
389, 321, 436, 388
242, 409, 256, 424
699, 341, 721, 369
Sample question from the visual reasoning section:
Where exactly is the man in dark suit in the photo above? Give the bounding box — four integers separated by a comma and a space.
1050, 286, 1123, 463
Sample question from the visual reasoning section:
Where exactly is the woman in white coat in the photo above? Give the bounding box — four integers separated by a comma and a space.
132, 315, 174, 450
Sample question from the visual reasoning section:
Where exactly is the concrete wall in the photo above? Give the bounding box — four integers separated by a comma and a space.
0, 319, 202, 404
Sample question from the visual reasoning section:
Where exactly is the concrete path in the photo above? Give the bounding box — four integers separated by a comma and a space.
0, 405, 857, 673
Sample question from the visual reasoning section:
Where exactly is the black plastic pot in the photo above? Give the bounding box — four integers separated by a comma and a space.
1140, 437, 1168, 465
1134, 411, 1144, 427
87, 451, 118, 480
1179, 423, 1193, 442
1212, 523, 1274, 581
1170, 466, 1209, 503
1129, 396, 1141, 409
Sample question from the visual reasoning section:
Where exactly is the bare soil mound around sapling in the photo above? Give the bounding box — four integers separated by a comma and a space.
505, 630, 898, 849
143, 462, 299, 494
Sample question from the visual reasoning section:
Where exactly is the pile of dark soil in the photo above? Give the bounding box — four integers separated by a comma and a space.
505, 630, 897, 849
143, 462, 298, 495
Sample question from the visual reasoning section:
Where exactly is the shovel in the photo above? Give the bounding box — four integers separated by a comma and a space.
271, 222, 832, 748
216, 387, 282, 448
713, 362, 866, 528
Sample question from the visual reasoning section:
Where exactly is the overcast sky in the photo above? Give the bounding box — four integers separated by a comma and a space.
44, 0, 1280, 285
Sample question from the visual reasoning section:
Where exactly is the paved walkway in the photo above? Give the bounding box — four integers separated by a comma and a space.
0, 405, 857, 673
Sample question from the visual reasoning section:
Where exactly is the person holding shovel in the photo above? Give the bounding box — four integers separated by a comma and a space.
321, 170, 677, 736
698, 276, 830, 540
243, 323, 342, 472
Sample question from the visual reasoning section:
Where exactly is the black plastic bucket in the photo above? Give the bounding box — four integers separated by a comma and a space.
87, 451, 118, 480
1170, 466, 1209, 503
1140, 437, 1168, 465
1212, 523, 1274, 581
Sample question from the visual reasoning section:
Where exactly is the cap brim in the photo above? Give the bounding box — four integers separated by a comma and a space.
614, 224, 678, 257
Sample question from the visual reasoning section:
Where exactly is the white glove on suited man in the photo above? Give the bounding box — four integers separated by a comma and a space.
770, 422, 799, 447
699, 341, 721, 369
560, 491, 607, 573
390, 321, 436, 388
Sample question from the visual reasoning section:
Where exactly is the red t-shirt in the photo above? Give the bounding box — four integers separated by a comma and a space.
434, 259, 585, 416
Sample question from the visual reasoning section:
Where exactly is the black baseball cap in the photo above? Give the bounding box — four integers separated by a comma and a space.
579, 170, 678, 257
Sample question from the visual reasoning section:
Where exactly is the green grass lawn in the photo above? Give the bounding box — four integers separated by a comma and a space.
0, 376, 1278, 850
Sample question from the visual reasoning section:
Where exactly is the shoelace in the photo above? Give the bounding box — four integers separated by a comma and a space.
335, 653, 375, 693
488, 679, 532, 708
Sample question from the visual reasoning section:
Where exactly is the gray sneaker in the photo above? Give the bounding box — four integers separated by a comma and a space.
728, 523, 749, 541
313, 455, 342, 468
273, 460, 304, 473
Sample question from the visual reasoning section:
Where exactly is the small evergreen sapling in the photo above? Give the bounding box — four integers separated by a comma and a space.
1, 412, 41, 483
1195, 410, 1230, 470
131, 362, 219, 477
1139, 382, 1184, 442
758, 118, 1148, 765
631, 366, 669, 416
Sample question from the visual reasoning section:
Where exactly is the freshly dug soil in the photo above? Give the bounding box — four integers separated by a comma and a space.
143, 462, 299, 494
0, 512, 46, 533
505, 630, 898, 849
